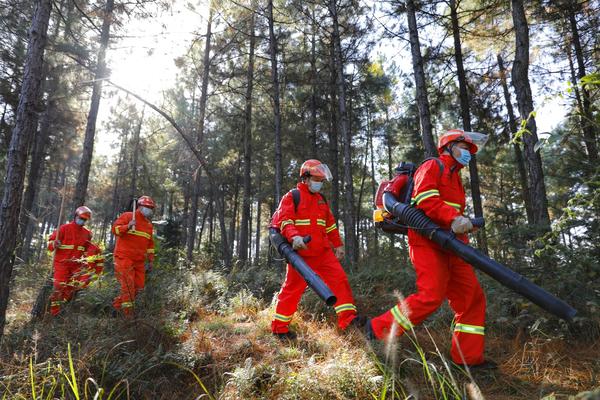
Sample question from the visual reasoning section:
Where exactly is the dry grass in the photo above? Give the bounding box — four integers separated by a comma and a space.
1, 257, 599, 399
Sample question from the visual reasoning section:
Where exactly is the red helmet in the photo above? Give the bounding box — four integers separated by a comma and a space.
299, 159, 333, 181
137, 195, 156, 209
437, 129, 489, 155
75, 206, 92, 220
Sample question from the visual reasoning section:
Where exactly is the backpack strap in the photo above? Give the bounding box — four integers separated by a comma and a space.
292, 189, 300, 213
421, 157, 444, 179
292, 188, 327, 213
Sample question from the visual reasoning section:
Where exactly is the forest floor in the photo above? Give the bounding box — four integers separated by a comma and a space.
1, 251, 599, 399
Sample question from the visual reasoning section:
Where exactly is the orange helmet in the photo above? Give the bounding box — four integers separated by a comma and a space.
299, 159, 333, 181
75, 206, 92, 220
137, 195, 156, 209
437, 129, 489, 155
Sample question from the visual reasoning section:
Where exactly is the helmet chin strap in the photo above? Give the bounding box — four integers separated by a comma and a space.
447, 142, 460, 162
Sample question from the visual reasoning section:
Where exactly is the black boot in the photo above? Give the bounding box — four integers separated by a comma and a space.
273, 331, 297, 341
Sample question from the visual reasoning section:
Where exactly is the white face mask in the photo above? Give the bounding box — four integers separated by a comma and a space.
140, 206, 153, 218
308, 180, 323, 193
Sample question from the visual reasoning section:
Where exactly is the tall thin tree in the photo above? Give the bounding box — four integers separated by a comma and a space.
497, 53, 533, 224
268, 0, 283, 205
511, 0, 551, 231
448, 0, 487, 253
0, 0, 53, 338
328, 0, 356, 262
239, 6, 256, 262
73, 0, 114, 207
186, 6, 213, 262
566, 1, 598, 164
405, 0, 437, 157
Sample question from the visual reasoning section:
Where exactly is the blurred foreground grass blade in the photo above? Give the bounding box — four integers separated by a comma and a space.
62, 343, 80, 400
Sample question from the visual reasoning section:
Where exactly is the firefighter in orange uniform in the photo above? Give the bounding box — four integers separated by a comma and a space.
47, 206, 93, 316
270, 160, 359, 339
368, 130, 495, 368
112, 196, 156, 317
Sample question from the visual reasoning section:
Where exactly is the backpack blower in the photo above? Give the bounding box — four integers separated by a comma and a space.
373, 161, 577, 321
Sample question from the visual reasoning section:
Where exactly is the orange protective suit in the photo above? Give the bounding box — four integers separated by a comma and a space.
111, 209, 155, 316
270, 182, 357, 333
370, 154, 486, 365
47, 221, 93, 315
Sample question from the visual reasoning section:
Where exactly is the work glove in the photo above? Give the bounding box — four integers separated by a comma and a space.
54, 239, 62, 248
334, 246, 345, 260
145, 261, 153, 273
127, 220, 136, 230
291, 236, 308, 250
451, 216, 473, 234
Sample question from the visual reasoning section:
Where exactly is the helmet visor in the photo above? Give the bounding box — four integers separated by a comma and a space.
463, 131, 489, 153
308, 163, 333, 181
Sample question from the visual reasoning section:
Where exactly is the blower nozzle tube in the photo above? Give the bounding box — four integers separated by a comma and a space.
383, 193, 577, 321
269, 228, 337, 306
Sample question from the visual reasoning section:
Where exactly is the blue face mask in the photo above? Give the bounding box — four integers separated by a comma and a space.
140, 206, 153, 218
75, 217, 86, 226
455, 148, 472, 166
309, 180, 323, 193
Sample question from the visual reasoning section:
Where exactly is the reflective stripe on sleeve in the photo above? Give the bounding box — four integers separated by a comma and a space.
294, 219, 311, 226
326, 223, 337, 234
147, 249, 155, 254
115, 226, 121, 235
121, 301, 134, 309
454, 323, 485, 335
411, 189, 440, 205
57, 244, 75, 250
77, 246, 86, 251
316, 219, 326, 226
280, 219, 294, 229
391, 305, 413, 331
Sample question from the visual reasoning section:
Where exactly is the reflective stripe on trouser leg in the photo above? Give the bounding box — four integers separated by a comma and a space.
272, 264, 307, 333
309, 250, 357, 330
447, 253, 486, 365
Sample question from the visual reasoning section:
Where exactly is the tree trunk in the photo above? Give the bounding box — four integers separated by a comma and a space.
130, 109, 143, 198
568, 2, 598, 164
385, 108, 394, 179
254, 194, 262, 264
268, 0, 283, 205
310, 5, 318, 158
18, 81, 55, 262
510, 0, 550, 231
328, 44, 340, 219
209, 199, 214, 244
0, 0, 52, 338
328, 0, 356, 262
368, 110, 379, 252
186, 7, 213, 262
197, 201, 209, 250
449, 0, 488, 254
497, 53, 533, 224
108, 129, 129, 249
239, 8, 256, 263
73, 0, 114, 207
355, 145, 369, 257
405, 0, 437, 158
